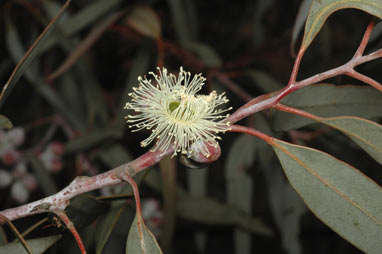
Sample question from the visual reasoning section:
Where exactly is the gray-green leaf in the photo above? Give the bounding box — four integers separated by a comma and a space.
271, 138, 382, 253
0, 235, 61, 254
126, 214, 162, 254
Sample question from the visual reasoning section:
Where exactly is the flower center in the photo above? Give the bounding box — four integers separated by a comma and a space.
169, 101, 180, 113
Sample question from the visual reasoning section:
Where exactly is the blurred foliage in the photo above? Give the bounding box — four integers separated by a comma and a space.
0, 0, 381, 253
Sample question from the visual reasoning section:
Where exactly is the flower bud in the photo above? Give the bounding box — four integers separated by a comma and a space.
188, 141, 221, 164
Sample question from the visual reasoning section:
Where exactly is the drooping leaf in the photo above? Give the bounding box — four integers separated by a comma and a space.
184, 42, 222, 67
125, 6, 161, 39
369, 20, 382, 44
159, 157, 177, 251
48, 10, 124, 81
167, 0, 195, 45
126, 214, 163, 254
225, 134, 255, 254
291, 0, 313, 55
319, 116, 382, 164
65, 129, 123, 153
0, 1, 70, 108
302, 0, 382, 50
0, 115, 12, 130
95, 201, 127, 254
271, 138, 382, 253
176, 196, 272, 236
66, 195, 107, 229
97, 144, 133, 168
5, 13, 85, 131
42, 0, 123, 51
246, 70, 283, 93
0, 235, 61, 254
252, 0, 276, 47
116, 42, 152, 130
272, 84, 382, 131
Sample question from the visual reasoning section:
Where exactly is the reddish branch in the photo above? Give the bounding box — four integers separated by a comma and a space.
0, 149, 172, 221
0, 19, 381, 253
227, 21, 382, 125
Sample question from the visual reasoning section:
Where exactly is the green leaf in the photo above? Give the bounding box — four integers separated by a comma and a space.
246, 70, 283, 93
0, 1, 70, 108
272, 84, 382, 131
225, 134, 256, 253
66, 195, 107, 229
370, 20, 382, 43
0, 115, 12, 130
97, 144, 133, 168
126, 6, 161, 39
5, 15, 85, 131
176, 197, 272, 236
167, 0, 196, 45
65, 129, 123, 153
42, 0, 123, 51
291, 0, 313, 54
184, 42, 222, 67
116, 42, 151, 130
0, 235, 61, 254
302, 0, 382, 50
225, 134, 255, 212
319, 116, 382, 164
126, 214, 163, 254
95, 202, 127, 254
271, 139, 382, 253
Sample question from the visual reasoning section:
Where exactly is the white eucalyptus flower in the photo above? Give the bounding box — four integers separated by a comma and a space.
125, 67, 231, 157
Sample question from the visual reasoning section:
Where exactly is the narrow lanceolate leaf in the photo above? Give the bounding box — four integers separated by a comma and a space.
319, 116, 382, 165
0, 235, 61, 254
291, 0, 313, 55
272, 84, 382, 131
95, 202, 127, 254
176, 197, 272, 236
126, 214, 162, 254
302, 0, 382, 50
0, 0, 70, 108
125, 6, 161, 39
270, 139, 382, 254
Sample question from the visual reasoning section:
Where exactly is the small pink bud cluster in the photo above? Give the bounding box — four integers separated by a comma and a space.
0, 128, 65, 203
39, 141, 65, 173
0, 128, 36, 203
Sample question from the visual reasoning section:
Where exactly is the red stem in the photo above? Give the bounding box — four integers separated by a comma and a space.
345, 69, 382, 92
229, 125, 273, 143
227, 22, 382, 125
123, 175, 142, 217
288, 47, 305, 85
55, 211, 86, 254
273, 103, 318, 120
353, 21, 374, 58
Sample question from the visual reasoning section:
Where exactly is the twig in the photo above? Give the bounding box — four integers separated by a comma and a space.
227, 22, 382, 125
0, 214, 33, 254
0, 148, 172, 221
353, 21, 374, 58
55, 211, 86, 254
